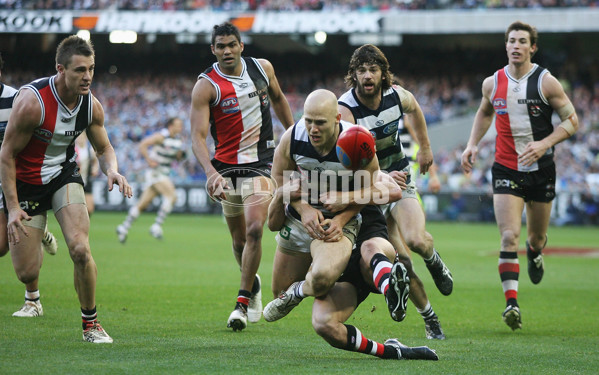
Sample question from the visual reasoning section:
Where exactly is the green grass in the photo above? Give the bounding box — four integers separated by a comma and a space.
1, 213, 598, 374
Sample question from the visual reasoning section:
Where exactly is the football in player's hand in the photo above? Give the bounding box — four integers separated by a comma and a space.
336, 126, 376, 170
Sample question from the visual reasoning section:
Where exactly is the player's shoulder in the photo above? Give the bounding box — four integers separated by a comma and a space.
539, 70, 566, 98
0, 83, 17, 98
158, 128, 170, 138
391, 84, 413, 105
481, 75, 495, 95
253, 57, 275, 76
338, 88, 354, 103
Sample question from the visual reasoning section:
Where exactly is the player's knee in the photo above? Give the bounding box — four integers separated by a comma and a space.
309, 273, 335, 297
15, 266, 39, 284
231, 238, 245, 254
500, 230, 519, 250
68, 242, 92, 265
360, 240, 379, 259
245, 222, 264, 243
0, 244, 9, 257
159, 199, 173, 214
405, 236, 428, 255
528, 234, 547, 249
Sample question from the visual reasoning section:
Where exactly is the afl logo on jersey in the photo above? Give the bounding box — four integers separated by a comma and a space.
370, 130, 377, 140
493, 98, 508, 115
33, 128, 53, 143
221, 97, 240, 114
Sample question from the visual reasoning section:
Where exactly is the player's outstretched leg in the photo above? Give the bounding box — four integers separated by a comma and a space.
263, 281, 304, 322
424, 249, 453, 296
384, 339, 439, 360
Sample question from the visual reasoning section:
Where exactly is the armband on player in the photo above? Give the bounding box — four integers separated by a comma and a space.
556, 103, 577, 137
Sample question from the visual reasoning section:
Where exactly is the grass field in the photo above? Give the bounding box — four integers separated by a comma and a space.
1, 212, 598, 374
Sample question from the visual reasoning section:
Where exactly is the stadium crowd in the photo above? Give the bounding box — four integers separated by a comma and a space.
0, 0, 597, 10
2, 48, 598, 223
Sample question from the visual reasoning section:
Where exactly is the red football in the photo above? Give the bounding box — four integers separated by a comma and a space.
336, 125, 376, 170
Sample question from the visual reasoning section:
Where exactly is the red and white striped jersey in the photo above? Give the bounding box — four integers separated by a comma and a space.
200, 57, 275, 165
16, 76, 92, 185
490, 64, 554, 172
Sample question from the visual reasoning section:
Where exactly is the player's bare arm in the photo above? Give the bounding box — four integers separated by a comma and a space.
518, 73, 579, 167
139, 132, 165, 168
268, 127, 297, 231
338, 105, 356, 124
259, 58, 294, 129
397, 86, 433, 174
320, 157, 401, 212
321, 205, 361, 243
87, 97, 132, 198
461, 76, 496, 174
403, 117, 441, 192
190, 78, 227, 199
0, 89, 41, 243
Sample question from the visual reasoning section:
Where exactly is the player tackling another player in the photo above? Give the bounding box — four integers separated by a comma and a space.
263, 89, 438, 360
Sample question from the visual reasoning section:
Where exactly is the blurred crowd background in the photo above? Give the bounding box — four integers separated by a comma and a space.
1, 2, 598, 223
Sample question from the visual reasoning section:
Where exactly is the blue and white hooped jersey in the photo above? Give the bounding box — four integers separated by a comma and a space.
289, 119, 358, 216
339, 85, 408, 172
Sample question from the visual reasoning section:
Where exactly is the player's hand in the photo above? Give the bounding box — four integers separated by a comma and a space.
388, 170, 408, 189
147, 159, 159, 168
417, 146, 434, 174
321, 218, 344, 242
206, 171, 229, 201
301, 205, 325, 240
319, 191, 349, 213
6, 209, 31, 245
107, 170, 133, 198
461, 145, 478, 175
519, 140, 550, 167
281, 178, 306, 204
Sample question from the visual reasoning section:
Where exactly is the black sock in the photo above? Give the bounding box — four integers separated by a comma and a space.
236, 290, 251, 311
81, 307, 97, 330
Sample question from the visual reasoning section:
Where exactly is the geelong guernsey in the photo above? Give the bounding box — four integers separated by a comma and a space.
17, 76, 92, 185
490, 64, 554, 172
338, 85, 407, 172
0, 82, 17, 146
290, 119, 356, 217
200, 57, 275, 165
149, 128, 184, 175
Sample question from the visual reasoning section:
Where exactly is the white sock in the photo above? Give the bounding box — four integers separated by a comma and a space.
25, 290, 40, 301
